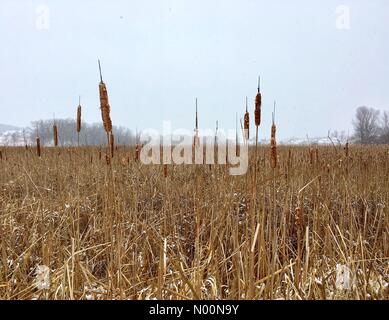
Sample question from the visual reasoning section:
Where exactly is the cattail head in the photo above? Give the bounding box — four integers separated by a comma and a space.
163, 164, 168, 178
100, 87, 112, 133
295, 207, 303, 228
309, 147, 314, 165
98, 61, 113, 134
135, 144, 140, 161
345, 142, 349, 157
77, 104, 82, 133
254, 76, 261, 127
270, 104, 277, 168
53, 123, 58, 147
270, 138, 277, 169
244, 97, 249, 140
36, 137, 41, 157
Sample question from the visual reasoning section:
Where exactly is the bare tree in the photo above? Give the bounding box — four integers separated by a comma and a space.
352, 106, 380, 144
380, 110, 389, 143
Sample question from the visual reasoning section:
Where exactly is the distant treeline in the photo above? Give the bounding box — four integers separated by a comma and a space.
352, 107, 389, 144
30, 119, 136, 146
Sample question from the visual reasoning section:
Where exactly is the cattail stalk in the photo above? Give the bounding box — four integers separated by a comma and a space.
193, 98, 199, 148
109, 132, 114, 158
77, 97, 82, 146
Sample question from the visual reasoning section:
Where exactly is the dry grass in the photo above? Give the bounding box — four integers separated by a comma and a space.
0, 144, 388, 300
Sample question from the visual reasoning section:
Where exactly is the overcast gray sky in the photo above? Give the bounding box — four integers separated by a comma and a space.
0, 0, 388, 140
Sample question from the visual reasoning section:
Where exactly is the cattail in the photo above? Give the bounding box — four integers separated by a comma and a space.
98, 60, 113, 134
254, 76, 261, 127
345, 142, 349, 157
270, 104, 277, 169
163, 164, 168, 178
193, 98, 199, 147
36, 137, 41, 157
244, 97, 249, 140
109, 132, 114, 158
53, 123, 58, 147
309, 148, 314, 165
295, 207, 303, 228
98, 148, 102, 160
0, 150, 2, 160
105, 153, 110, 165
270, 138, 277, 168
77, 104, 81, 133
288, 148, 292, 166
135, 143, 140, 161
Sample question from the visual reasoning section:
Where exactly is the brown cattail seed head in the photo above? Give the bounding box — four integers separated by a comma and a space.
255, 92, 261, 127
163, 164, 168, 178
77, 105, 82, 133
244, 109, 249, 140
345, 142, 349, 157
135, 144, 140, 161
270, 138, 277, 168
295, 207, 303, 228
53, 124, 58, 147
36, 137, 41, 157
99, 81, 112, 134
271, 123, 276, 140
270, 119, 277, 168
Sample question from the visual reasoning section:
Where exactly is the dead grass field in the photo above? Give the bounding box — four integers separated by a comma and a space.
0, 145, 388, 299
